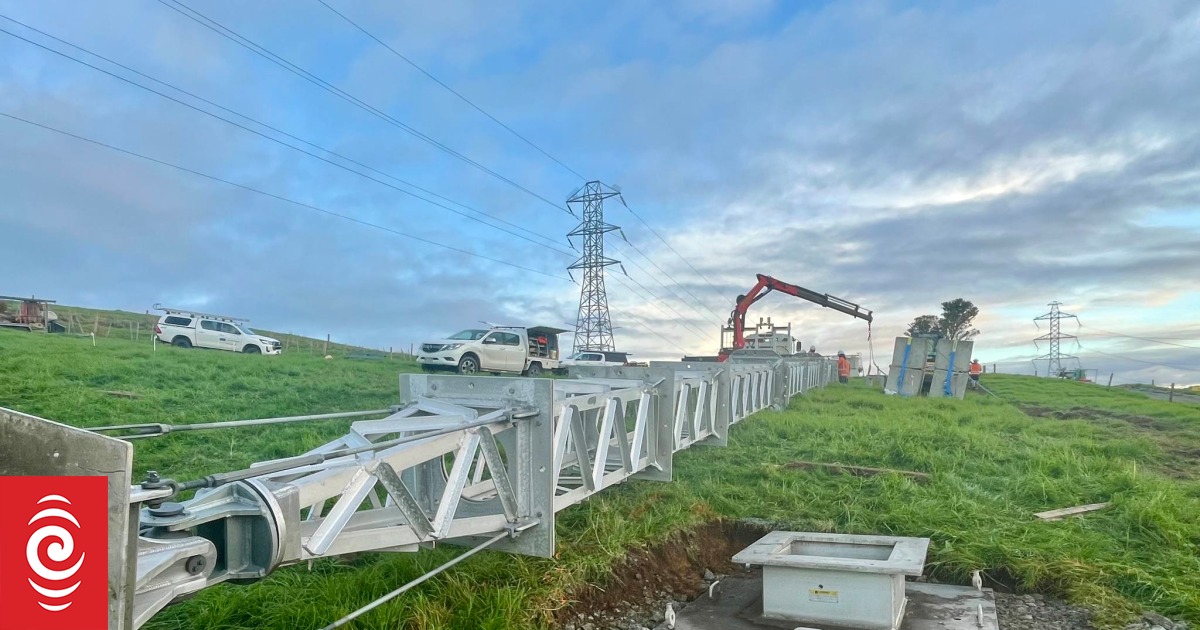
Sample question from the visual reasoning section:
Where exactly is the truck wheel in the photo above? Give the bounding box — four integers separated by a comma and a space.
172, 336, 192, 349
526, 362, 543, 377
457, 355, 479, 375
243, 345, 261, 354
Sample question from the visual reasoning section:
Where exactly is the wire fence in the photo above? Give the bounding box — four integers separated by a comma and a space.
39, 306, 414, 361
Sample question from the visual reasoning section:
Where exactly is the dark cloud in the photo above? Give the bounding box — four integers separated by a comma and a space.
1, 0, 1198, 383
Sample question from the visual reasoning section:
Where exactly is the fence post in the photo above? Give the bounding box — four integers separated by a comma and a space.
324, 334, 330, 356
1170, 383, 1175, 402
1107, 373, 1113, 388
135, 321, 140, 341
389, 346, 393, 359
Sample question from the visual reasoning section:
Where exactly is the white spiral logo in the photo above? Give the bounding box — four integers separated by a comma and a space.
26, 494, 86, 612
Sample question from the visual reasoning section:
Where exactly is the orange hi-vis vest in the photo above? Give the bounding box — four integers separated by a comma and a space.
838, 356, 851, 377
970, 362, 982, 375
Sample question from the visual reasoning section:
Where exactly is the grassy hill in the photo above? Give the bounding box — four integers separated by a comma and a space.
2, 328, 1199, 629
21, 301, 399, 357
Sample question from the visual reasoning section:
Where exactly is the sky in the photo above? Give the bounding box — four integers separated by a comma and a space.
2, 0, 1199, 385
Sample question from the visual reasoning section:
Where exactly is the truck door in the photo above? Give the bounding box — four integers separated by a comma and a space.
478, 332, 507, 370
220, 322, 245, 351
196, 319, 225, 349
499, 332, 524, 371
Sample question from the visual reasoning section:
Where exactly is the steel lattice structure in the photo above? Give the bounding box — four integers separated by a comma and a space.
1033, 301, 1079, 377
567, 181, 622, 352
2, 356, 838, 630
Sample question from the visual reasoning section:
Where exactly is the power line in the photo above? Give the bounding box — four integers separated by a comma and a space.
610, 242, 724, 326
611, 236, 727, 322
1079, 324, 1200, 351
607, 275, 713, 344
155, 0, 569, 214
0, 20, 570, 254
608, 305, 692, 356
0, 111, 568, 281
1076, 345, 1200, 374
617, 195, 735, 305
315, 0, 586, 181
1, 17, 723, 350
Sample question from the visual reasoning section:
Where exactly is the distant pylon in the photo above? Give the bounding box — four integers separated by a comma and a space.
567, 181, 622, 352
1033, 301, 1079, 377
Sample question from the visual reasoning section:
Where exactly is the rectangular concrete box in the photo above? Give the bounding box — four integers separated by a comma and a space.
733, 532, 930, 630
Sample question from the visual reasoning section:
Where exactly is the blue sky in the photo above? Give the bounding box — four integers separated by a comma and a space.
2, 0, 1199, 384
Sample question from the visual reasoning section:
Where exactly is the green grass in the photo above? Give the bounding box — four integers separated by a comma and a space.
3, 328, 1200, 628
32, 302, 397, 357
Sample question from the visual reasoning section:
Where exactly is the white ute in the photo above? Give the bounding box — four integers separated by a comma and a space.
416, 325, 565, 376
560, 350, 631, 368
154, 306, 281, 355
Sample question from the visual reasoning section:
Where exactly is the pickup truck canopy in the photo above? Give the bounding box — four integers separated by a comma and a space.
527, 326, 569, 336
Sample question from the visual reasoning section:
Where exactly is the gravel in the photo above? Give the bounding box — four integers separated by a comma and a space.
563, 572, 1192, 630
994, 593, 1192, 630
995, 593, 1094, 629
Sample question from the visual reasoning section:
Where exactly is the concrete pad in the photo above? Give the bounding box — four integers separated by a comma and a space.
676, 570, 998, 630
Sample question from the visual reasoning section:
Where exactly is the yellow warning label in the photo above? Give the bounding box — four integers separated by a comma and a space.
809, 589, 839, 603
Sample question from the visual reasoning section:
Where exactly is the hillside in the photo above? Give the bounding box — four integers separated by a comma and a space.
2, 328, 1199, 629
21, 302, 399, 357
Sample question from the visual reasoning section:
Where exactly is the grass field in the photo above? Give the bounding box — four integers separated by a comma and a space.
16, 302, 398, 358
3, 328, 1200, 629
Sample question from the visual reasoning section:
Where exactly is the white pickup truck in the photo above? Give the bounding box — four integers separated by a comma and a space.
416, 326, 565, 376
154, 308, 281, 355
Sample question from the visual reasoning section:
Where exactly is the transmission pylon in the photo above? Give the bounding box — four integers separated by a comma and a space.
567, 181, 623, 352
1033, 301, 1079, 377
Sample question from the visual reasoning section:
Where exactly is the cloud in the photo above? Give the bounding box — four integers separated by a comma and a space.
1, 0, 1199, 385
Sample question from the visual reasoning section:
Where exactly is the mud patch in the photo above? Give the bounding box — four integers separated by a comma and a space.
1019, 405, 1169, 430
1020, 406, 1200, 479
555, 520, 766, 629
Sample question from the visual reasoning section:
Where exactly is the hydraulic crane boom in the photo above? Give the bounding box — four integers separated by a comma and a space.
721, 274, 872, 360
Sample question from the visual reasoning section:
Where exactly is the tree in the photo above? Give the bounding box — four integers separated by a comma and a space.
938, 298, 980, 340
906, 315, 940, 336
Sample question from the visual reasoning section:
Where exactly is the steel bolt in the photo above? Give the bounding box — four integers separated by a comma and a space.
184, 555, 207, 575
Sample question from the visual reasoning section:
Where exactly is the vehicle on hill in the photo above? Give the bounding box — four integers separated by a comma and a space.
154, 305, 281, 355
416, 325, 565, 376
560, 350, 631, 368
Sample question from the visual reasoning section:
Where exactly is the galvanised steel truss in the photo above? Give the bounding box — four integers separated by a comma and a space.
0, 356, 837, 630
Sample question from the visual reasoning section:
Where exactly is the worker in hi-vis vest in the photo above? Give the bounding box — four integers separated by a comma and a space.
969, 359, 983, 384
837, 351, 851, 384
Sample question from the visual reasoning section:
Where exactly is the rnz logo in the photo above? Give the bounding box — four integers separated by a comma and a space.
0, 476, 108, 630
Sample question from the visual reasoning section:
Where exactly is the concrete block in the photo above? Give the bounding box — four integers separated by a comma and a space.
733, 531, 930, 630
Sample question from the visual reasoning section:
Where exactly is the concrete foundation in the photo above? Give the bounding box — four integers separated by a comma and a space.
674, 570, 999, 630
732, 532, 929, 630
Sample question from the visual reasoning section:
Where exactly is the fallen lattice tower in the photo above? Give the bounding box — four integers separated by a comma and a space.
1, 356, 836, 629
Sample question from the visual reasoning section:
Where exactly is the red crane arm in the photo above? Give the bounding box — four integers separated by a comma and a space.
725, 274, 872, 357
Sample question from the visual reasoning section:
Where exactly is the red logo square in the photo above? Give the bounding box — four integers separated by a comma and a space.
0, 476, 109, 630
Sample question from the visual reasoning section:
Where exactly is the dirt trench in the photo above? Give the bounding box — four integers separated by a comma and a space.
554, 520, 766, 628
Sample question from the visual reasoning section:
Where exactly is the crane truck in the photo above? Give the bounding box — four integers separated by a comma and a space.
716, 274, 873, 362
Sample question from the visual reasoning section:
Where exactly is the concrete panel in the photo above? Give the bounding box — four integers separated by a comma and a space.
933, 339, 974, 372
886, 369, 926, 397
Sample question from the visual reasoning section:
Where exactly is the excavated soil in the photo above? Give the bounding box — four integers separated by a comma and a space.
1019, 405, 1175, 431
1020, 405, 1200, 478
555, 520, 766, 629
